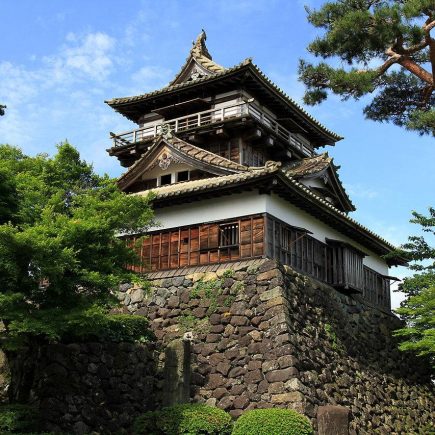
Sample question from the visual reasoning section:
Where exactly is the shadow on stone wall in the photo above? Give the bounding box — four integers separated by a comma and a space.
32, 342, 158, 434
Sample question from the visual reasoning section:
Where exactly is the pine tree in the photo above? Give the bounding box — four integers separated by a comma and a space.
299, 0, 435, 135
388, 208, 435, 364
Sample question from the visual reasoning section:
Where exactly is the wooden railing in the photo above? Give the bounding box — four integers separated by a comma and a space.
110, 101, 314, 156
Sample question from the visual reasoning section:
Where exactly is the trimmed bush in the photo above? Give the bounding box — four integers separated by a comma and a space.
0, 404, 40, 433
232, 408, 313, 435
133, 403, 233, 435
133, 411, 159, 435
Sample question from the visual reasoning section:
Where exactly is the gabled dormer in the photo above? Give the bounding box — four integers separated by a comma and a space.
118, 131, 249, 193
284, 153, 355, 213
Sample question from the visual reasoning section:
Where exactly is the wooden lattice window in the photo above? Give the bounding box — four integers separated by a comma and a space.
219, 223, 239, 247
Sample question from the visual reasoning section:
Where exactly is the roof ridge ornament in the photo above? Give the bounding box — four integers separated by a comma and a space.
191, 29, 212, 60
264, 160, 281, 170
161, 123, 173, 140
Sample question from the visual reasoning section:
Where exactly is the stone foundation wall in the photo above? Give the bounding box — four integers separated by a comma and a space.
118, 259, 434, 434
6, 259, 433, 434
32, 342, 156, 434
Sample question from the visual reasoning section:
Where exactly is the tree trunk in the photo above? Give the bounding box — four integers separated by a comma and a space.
5, 343, 40, 403
399, 57, 433, 85
0, 348, 10, 403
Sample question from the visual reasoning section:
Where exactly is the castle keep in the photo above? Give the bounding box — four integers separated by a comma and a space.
31, 32, 433, 434
107, 31, 404, 312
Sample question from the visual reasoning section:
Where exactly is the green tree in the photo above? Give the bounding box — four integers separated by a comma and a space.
390, 208, 435, 364
299, 0, 435, 135
0, 143, 154, 401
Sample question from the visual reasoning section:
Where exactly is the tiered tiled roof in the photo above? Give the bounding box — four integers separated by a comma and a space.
118, 134, 249, 191
105, 32, 341, 144
284, 153, 355, 212
132, 159, 400, 259
106, 58, 250, 106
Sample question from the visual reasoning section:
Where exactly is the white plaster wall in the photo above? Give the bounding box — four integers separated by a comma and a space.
213, 98, 240, 111
143, 163, 193, 181
265, 194, 389, 274
149, 190, 389, 275
150, 191, 267, 232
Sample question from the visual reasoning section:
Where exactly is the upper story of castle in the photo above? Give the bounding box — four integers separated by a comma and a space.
106, 31, 355, 214
104, 32, 406, 308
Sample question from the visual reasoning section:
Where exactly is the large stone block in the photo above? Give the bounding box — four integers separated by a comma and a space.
317, 405, 349, 435
130, 288, 144, 303
257, 269, 281, 282
270, 391, 304, 403
265, 367, 298, 383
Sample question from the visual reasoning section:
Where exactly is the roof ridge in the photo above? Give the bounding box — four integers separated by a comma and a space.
327, 155, 355, 210
170, 135, 248, 171
249, 62, 343, 141
282, 174, 395, 250
167, 31, 226, 87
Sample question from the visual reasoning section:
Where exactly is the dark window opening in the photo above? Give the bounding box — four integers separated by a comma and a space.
144, 178, 157, 189
177, 171, 189, 182
220, 223, 239, 247
160, 174, 171, 186
209, 142, 230, 160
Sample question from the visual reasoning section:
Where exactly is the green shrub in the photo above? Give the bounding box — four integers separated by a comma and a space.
133, 410, 159, 435
0, 404, 40, 433
232, 408, 313, 435
133, 403, 233, 435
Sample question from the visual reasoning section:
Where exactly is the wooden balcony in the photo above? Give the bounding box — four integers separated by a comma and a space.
110, 101, 314, 157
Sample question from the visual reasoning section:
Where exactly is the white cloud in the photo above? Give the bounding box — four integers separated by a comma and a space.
0, 31, 120, 153
123, 10, 151, 47
345, 183, 379, 200
0, 62, 41, 105
129, 65, 173, 93
43, 32, 116, 82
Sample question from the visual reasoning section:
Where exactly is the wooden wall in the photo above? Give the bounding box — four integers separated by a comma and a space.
125, 212, 391, 311
126, 214, 265, 272
265, 215, 391, 310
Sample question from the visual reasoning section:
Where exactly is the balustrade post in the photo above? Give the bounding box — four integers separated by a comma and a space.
133, 130, 137, 143
242, 103, 248, 116
197, 113, 201, 126
154, 125, 157, 137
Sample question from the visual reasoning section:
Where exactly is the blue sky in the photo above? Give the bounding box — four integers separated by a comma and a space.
1, 0, 433, 307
